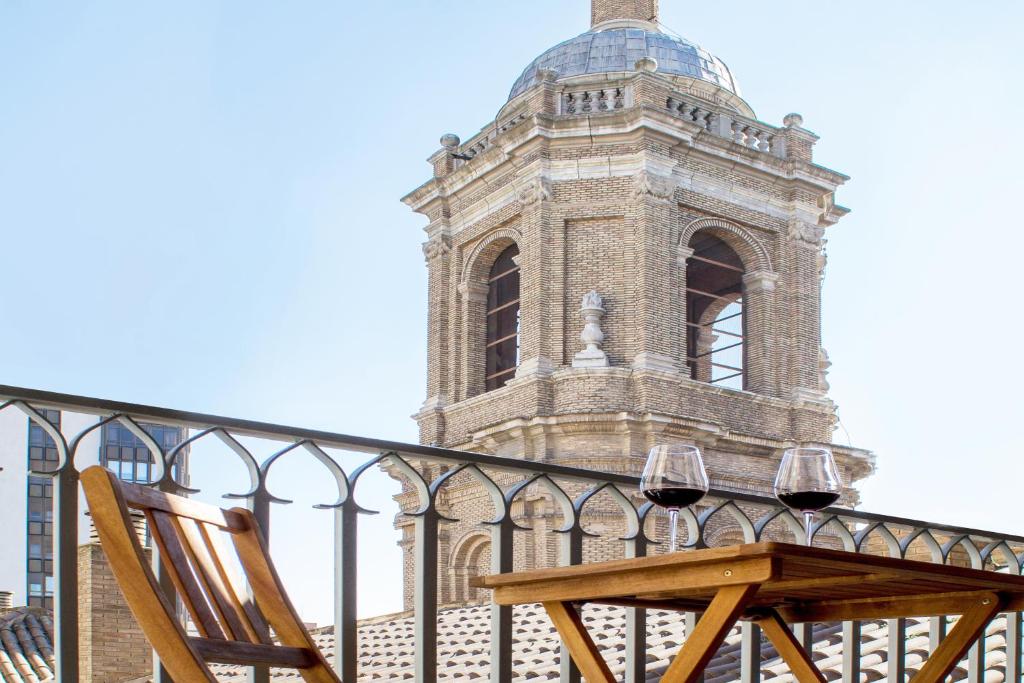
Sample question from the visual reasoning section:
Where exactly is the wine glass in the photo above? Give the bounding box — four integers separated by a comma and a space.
773, 447, 842, 546
641, 444, 709, 552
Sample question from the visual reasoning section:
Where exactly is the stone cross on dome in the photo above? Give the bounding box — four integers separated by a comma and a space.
591, 0, 659, 28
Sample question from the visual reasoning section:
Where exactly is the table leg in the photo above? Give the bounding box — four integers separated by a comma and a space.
660, 583, 761, 683
911, 592, 1003, 683
542, 601, 616, 683
755, 611, 826, 683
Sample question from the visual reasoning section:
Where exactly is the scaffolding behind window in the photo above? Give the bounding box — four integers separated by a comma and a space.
485, 244, 521, 391
685, 232, 745, 390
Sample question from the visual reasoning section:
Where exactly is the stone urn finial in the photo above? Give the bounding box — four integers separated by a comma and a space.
573, 290, 609, 368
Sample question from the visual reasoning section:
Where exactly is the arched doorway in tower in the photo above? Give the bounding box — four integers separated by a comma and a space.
685, 232, 746, 390
449, 532, 491, 604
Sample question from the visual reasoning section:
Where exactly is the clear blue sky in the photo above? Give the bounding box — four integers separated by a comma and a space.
2, 0, 1023, 621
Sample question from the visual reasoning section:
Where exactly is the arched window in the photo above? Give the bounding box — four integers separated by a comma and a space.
485, 244, 520, 391
685, 232, 745, 389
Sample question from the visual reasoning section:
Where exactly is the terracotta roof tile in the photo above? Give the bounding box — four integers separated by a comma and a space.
0, 608, 56, 682
204, 603, 1013, 682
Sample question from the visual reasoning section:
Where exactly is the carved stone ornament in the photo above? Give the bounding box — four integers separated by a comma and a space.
517, 177, 552, 206
818, 347, 832, 392
572, 290, 609, 368
787, 219, 825, 246
633, 171, 677, 202
421, 237, 451, 263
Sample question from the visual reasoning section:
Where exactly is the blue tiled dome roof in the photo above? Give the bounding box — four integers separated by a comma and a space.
508, 28, 739, 101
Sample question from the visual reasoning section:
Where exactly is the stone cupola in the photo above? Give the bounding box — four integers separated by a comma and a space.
400, 0, 873, 608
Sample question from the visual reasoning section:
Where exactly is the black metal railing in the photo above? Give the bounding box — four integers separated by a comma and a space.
1, 384, 1021, 682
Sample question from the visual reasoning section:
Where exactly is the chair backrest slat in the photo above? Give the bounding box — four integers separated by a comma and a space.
175, 515, 258, 643
200, 520, 273, 643
119, 482, 248, 531
80, 465, 341, 683
147, 509, 225, 639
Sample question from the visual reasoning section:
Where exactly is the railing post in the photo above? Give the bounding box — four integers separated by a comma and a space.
1006, 610, 1021, 682
740, 621, 761, 683
489, 518, 514, 683
887, 617, 907, 681
153, 478, 179, 683
558, 520, 583, 683
248, 490, 272, 683
684, 612, 705, 683
414, 505, 439, 683
792, 622, 813, 652
967, 630, 986, 682
624, 530, 647, 683
841, 621, 861, 683
335, 498, 359, 683
52, 467, 80, 683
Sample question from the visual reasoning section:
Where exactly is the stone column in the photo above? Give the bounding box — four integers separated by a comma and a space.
632, 170, 679, 374
419, 234, 451, 443
742, 270, 780, 396
785, 219, 827, 400
675, 245, 694, 376
458, 280, 489, 400
514, 176, 556, 379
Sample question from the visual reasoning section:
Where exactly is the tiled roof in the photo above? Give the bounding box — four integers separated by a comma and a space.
0, 608, 56, 682
210, 603, 1013, 682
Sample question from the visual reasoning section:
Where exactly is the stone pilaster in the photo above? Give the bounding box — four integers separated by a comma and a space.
742, 270, 779, 396
785, 219, 827, 400
458, 280, 488, 399
631, 170, 679, 376
515, 176, 556, 380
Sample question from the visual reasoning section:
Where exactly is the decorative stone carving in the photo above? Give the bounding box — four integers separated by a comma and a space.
634, 56, 658, 73
518, 176, 552, 206
788, 219, 825, 246
632, 171, 677, 202
742, 270, 778, 293
537, 68, 559, 83
783, 112, 804, 129
421, 236, 451, 263
457, 280, 488, 303
572, 290, 609, 368
818, 348, 831, 392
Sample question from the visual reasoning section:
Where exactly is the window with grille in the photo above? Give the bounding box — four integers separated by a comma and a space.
485, 244, 521, 391
26, 408, 59, 609
101, 421, 186, 485
685, 232, 745, 390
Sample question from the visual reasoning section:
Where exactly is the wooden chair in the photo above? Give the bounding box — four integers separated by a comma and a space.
80, 465, 341, 683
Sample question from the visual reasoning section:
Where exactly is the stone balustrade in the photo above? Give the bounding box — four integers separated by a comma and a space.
561, 85, 629, 114
667, 91, 784, 158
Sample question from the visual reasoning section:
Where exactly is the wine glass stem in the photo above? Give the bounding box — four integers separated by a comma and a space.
669, 508, 679, 553
804, 511, 814, 546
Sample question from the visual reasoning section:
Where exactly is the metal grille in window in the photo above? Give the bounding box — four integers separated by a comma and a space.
485, 244, 521, 391
685, 232, 745, 390
26, 408, 59, 609
101, 422, 186, 485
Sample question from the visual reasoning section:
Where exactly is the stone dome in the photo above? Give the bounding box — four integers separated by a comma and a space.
508, 28, 739, 102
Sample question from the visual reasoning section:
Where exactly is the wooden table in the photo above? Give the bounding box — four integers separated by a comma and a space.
471, 542, 1024, 683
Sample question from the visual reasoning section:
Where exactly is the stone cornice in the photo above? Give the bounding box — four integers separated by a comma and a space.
403, 107, 849, 222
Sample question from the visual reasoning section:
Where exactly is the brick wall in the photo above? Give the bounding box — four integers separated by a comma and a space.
78, 542, 152, 683
591, 0, 658, 26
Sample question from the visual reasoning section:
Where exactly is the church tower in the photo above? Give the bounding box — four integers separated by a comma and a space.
402, 0, 873, 605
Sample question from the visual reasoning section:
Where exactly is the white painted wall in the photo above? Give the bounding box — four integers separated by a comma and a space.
0, 407, 29, 605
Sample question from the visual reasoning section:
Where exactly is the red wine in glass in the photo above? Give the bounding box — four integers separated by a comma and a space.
773, 447, 842, 546
641, 445, 709, 552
